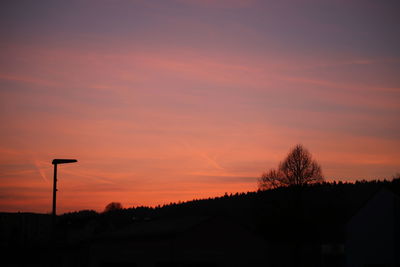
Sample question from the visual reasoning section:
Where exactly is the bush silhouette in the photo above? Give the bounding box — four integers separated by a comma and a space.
104, 202, 123, 213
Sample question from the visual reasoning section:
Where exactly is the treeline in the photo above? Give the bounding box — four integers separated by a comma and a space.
57, 178, 400, 241
2, 178, 399, 248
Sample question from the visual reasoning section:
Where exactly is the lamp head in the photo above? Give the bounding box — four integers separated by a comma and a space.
52, 159, 77, 165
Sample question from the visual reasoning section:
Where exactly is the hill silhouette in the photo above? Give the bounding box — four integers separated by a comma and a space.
1, 178, 400, 266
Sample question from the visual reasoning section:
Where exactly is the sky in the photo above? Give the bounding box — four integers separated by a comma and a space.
0, 0, 399, 213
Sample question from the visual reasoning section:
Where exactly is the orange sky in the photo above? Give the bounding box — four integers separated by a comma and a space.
1, 0, 399, 213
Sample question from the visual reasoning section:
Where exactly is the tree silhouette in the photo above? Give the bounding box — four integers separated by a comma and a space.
104, 202, 123, 213
259, 144, 324, 190
258, 169, 284, 190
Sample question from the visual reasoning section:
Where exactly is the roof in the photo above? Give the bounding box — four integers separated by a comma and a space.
346, 186, 400, 223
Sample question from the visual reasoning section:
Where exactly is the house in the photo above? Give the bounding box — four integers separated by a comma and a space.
346, 188, 400, 267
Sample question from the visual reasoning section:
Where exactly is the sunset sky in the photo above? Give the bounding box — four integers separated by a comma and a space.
1, 0, 399, 213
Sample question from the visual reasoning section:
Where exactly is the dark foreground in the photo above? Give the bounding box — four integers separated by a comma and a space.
2, 179, 400, 267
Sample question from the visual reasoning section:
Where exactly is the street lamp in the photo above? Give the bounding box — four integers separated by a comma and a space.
51, 159, 77, 221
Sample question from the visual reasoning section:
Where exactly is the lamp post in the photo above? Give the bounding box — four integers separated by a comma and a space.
51, 159, 77, 222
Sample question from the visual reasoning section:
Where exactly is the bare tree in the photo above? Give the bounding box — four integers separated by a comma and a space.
104, 202, 123, 213
259, 169, 285, 190
258, 144, 324, 190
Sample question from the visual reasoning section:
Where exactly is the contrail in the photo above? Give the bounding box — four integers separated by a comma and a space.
199, 152, 224, 170
181, 140, 224, 170
33, 159, 49, 184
